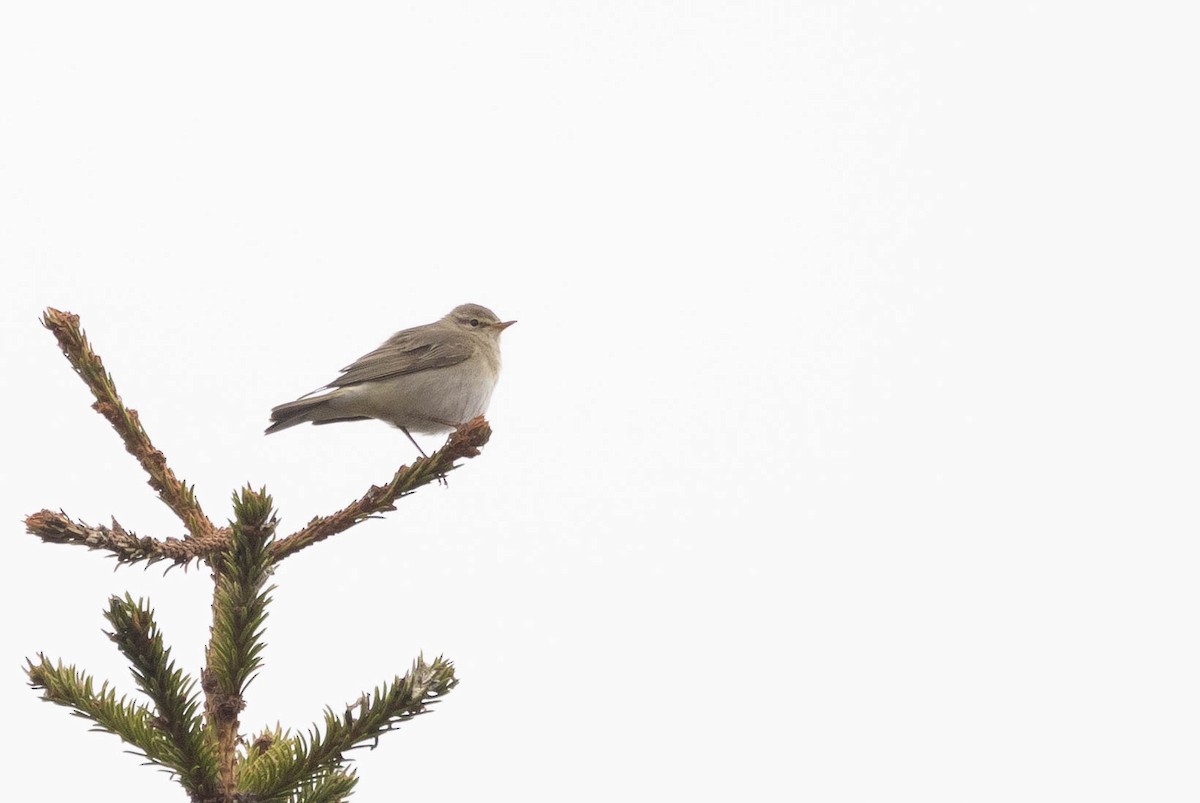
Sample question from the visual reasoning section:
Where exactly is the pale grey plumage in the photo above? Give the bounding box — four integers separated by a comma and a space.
266, 303, 514, 443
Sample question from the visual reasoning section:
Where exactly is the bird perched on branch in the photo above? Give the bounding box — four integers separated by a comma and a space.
266, 303, 515, 457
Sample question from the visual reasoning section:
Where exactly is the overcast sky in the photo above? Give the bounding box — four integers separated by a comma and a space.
2, 2, 1197, 801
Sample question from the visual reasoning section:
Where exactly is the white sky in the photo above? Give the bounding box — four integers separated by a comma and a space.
2, 2, 1198, 801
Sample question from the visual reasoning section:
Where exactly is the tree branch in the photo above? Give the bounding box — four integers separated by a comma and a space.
41, 308, 221, 542
26, 656, 185, 780
104, 595, 218, 801
237, 655, 457, 801
269, 416, 493, 562
25, 509, 226, 567
203, 487, 278, 800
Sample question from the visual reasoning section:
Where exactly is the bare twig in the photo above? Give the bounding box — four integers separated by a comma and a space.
269, 417, 493, 562
25, 509, 225, 566
41, 308, 219, 541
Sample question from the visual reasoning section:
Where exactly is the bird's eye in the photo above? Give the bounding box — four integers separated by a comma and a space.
469, 319, 480, 327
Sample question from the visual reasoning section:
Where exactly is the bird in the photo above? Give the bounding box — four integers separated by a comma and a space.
265, 303, 515, 458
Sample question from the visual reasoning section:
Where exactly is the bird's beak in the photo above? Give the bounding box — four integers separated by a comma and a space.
494, 320, 517, 331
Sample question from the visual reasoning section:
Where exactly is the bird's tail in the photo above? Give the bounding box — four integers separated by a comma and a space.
265, 391, 367, 434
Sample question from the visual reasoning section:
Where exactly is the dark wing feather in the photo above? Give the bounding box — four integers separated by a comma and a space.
328, 326, 474, 388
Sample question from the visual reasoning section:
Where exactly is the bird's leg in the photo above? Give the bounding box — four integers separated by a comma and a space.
401, 426, 447, 486
400, 426, 429, 458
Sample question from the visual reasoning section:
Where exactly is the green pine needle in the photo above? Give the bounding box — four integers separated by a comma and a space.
102, 594, 218, 797
208, 487, 278, 697
25, 656, 211, 793
287, 768, 359, 803
237, 655, 457, 801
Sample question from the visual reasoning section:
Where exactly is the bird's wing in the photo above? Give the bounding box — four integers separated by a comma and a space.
328, 327, 474, 388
